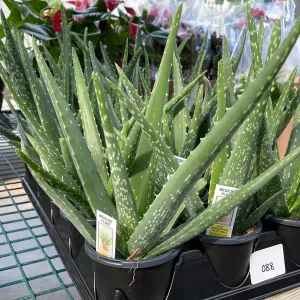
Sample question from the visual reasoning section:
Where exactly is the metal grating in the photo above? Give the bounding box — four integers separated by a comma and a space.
0, 129, 81, 299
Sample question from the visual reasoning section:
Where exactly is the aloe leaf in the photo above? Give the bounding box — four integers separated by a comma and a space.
266, 21, 281, 62
122, 39, 129, 71
235, 189, 288, 233
73, 50, 109, 187
191, 33, 207, 81
59, 138, 77, 178
256, 119, 289, 216
171, 53, 189, 155
287, 162, 300, 210
223, 36, 235, 107
180, 85, 203, 158
32, 40, 116, 219
176, 36, 190, 57
269, 69, 297, 144
61, 9, 72, 106
93, 74, 139, 235
164, 71, 207, 114
276, 88, 300, 138
162, 112, 172, 148
100, 42, 118, 81
232, 29, 247, 74
127, 16, 300, 253
116, 65, 144, 111
283, 98, 300, 189
17, 149, 93, 217
129, 5, 183, 211
108, 80, 204, 216
146, 147, 300, 257
0, 125, 20, 142
41, 43, 62, 81
12, 27, 60, 148
125, 47, 143, 81
144, 49, 151, 92
0, 62, 61, 158
208, 60, 227, 205
32, 170, 96, 247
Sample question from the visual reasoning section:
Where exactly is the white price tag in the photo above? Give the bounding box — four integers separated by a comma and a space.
96, 210, 117, 258
250, 244, 285, 285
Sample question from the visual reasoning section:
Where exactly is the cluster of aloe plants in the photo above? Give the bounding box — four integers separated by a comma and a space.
1, 4, 300, 260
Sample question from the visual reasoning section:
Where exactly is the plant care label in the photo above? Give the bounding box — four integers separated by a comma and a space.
96, 210, 117, 259
206, 185, 238, 237
250, 244, 285, 285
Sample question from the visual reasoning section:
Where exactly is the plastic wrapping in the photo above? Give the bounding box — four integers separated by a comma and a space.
229, 1, 296, 82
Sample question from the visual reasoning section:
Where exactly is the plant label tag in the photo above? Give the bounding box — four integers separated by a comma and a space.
206, 184, 238, 237
96, 210, 117, 259
250, 244, 285, 285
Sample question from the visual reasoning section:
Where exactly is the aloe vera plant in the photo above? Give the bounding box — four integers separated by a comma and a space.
1, 5, 300, 260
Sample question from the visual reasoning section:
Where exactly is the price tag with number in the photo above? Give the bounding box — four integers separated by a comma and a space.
250, 244, 285, 285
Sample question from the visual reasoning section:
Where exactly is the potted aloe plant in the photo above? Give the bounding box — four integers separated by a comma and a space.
1, 4, 300, 300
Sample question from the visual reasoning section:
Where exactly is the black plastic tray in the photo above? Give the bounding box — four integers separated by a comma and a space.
23, 175, 300, 300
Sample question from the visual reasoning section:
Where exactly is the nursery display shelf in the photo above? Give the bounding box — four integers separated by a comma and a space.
0, 135, 81, 299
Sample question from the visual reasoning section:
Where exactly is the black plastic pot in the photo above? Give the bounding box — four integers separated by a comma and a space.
198, 221, 262, 287
50, 203, 60, 225
85, 242, 180, 300
60, 211, 95, 259
264, 214, 300, 266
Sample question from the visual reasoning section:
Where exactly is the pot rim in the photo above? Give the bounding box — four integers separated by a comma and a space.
198, 221, 262, 245
265, 213, 300, 228
85, 241, 180, 269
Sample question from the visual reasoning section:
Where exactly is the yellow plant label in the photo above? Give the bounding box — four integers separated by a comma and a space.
206, 184, 238, 237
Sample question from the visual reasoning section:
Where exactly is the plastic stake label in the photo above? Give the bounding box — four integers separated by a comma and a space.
250, 244, 285, 285
206, 185, 238, 237
96, 210, 117, 259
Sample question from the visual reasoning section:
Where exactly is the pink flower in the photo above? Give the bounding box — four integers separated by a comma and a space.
125, 6, 136, 17
252, 8, 265, 18
129, 23, 138, 38
149, 8, 159, 17
68, 0, 89, 10
52, 10, 62, 32
237, 18, 248, 28
104, 0, 123, 11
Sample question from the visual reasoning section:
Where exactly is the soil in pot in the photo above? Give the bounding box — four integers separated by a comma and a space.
264, 214, 300, 266
85, 242, 180, 300
198, 221, 262, 287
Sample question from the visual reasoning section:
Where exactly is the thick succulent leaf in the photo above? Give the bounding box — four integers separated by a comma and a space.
269, 69, 297, 144
100, 42, 118, 81
266, 21, 281, 62
13, 27, 60, 148
127, 16, 300, 253
276, 88, 300, 138
33, 40, 117, 219
287, 162, 300, 210
283, 98, 300, 189
256, 119, 289, 216
17, 149, 93, 218
208, 60, 227, 205
0, 125, 20, 142
129, 5, 183, 212
232, 29, 247, 74
0, 62, 61, 158
235, 188, 288, 233
223, 37, 235, 107
171, 53, 189, 155
164, 71, 206, 114
59, 138, 78, 178
32, 170, 96, 247
176, 36, 190, 57
108, 80, 205, 217
146, 147, 300, 257
191, 33, 207, 81
93, 74, 139, 234
125, 47, 142, 81
73, 50, 108, 187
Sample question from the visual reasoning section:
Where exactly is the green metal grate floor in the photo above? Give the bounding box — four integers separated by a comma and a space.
0, 135, 81, 299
